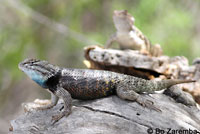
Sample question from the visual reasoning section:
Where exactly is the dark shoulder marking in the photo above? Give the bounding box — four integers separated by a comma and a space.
46, 71, 61, 93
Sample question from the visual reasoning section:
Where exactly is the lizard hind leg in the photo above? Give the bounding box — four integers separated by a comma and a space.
116, 86, 161, 112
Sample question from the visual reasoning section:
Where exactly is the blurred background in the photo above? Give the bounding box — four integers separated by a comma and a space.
0, 0, 200, 133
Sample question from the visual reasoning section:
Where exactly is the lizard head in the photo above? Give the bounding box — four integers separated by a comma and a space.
113, 10, 135, 32
19, 58, 60, 88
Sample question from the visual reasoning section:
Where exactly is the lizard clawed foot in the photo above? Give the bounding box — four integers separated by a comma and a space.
51, 113, 65, 125
51, 110, 71, 125
139, 50, 150, 56
136, 97, 161, 112
36, 104, 55, 111
34, 99, 55, 111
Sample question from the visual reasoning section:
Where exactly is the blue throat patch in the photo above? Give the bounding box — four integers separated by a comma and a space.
24, 69, 48, 88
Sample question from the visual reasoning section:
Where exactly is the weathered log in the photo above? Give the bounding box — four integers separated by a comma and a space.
10, 91, 200, 134
84, 46, 190, 79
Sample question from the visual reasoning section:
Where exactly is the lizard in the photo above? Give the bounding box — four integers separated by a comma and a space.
18, 58, 195, 123
105, 10, 162, 57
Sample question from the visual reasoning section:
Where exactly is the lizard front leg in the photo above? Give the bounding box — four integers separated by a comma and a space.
36, 92, 59, 110
52, 87, 72, 123
116, 85, 161, 112
104, 33, 117, 48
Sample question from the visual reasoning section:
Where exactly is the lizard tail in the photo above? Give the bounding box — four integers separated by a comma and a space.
169, 79, 196, 85
150, 79, 196, 92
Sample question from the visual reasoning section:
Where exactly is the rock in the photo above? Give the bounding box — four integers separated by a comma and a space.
10, 93, 200, 134
164, 85, 196, 106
